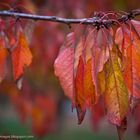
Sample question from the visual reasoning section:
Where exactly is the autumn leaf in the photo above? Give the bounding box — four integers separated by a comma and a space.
124, 38, 140, 99
54, 32, 75, 101
73, 36, 85, 123
75, 56, 96, 124
75, 56, 86, 124
92, 29, 111, 97
115, 26, 140, 108
84, 58, 96, 106
55, 31, 97, 124
54, 21, 140, 139
74, 30, 93, 109
0, 33, 8, 82
11, 28, 33, 81
74, 29, 98, 124
97, 70, 106, 95
105, 47, 129, 126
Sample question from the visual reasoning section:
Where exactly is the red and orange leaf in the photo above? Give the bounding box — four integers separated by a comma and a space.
123, 42, 140, 100
0, 35, 8, 82
75, 56, 96, 124
92, 29, 110, 97
64, 31, 96, 123
83, 29, 99, 99
54, 32, 75, 101
11, 29, 33, 81
75, 56, 84, 108
75, 56, 85, 124
115, 26, 140, 106
105, 48, 129, 126
84, 58, 96, 106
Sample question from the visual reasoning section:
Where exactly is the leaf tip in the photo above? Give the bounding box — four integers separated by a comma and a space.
116, 117, 127, 140
76, 106, 86, 125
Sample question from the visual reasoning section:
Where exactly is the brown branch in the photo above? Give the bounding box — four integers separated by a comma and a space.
0, 9, 140, 27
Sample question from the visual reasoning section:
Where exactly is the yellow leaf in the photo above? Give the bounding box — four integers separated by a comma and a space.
105, 48, 129, 126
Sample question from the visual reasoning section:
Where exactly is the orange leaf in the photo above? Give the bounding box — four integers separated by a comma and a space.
0, 34, 8, 82
115, 26, 140, 106
84, 58, 96, 106
12, 29, 32, 81
97, 70, 106, 95
75, 56, 96, 124
124, 42, 140, 99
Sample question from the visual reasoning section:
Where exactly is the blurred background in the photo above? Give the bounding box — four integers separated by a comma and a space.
0, 0, 140, 140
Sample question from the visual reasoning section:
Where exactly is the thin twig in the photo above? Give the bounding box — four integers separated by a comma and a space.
0, 9, 139, 27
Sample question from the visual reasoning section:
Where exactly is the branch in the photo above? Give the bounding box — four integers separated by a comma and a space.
0, 9, 140, 27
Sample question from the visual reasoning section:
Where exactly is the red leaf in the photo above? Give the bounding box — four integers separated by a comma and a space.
115, 26, 140, 106
54, 32, 75, 101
